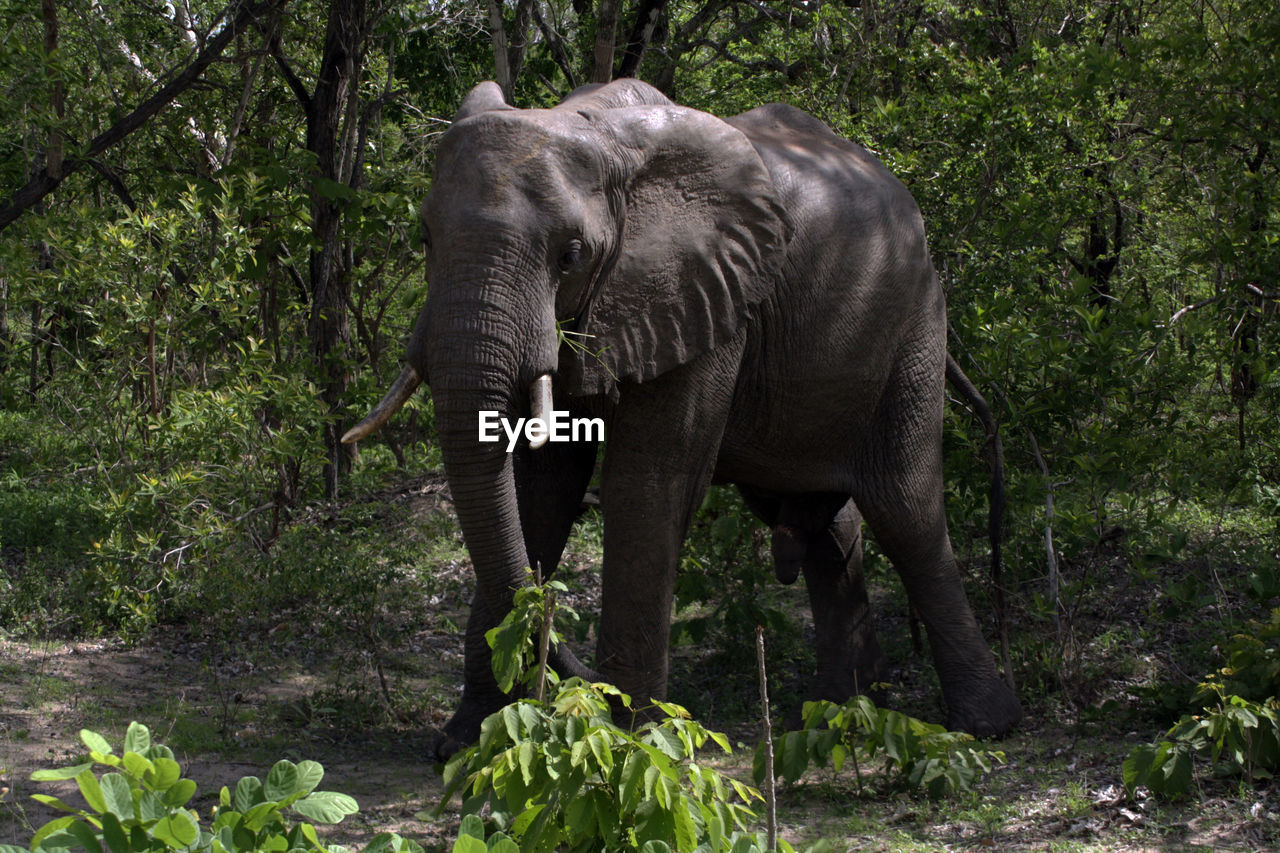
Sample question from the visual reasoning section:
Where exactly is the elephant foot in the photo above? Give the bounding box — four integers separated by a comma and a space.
432, 731, 465, 763
944, 676, 1022, 738
434, 699, 495, 761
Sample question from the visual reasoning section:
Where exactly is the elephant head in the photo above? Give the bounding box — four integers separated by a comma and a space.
345, 79, 788, 666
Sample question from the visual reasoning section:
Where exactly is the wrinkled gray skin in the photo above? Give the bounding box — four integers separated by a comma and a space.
348, 79, 1022, 755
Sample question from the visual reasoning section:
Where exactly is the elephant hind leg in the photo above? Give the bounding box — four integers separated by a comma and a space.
738, 486, 888, 702
858, 485, 1021, 737
802, 500, 889, 702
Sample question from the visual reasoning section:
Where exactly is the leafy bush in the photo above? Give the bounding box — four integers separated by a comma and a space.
673, 488, 796, 660
1124, 609, 1280, 798
438, 576, 826, 852
759, 697, 1005, 799
438, 678, 782, 853
9, 722, 420, 853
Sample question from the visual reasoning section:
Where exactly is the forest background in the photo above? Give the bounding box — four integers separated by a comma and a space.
0, 0, 1277, 849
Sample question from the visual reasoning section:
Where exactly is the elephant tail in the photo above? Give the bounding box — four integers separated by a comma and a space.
945, 353, 1013, 692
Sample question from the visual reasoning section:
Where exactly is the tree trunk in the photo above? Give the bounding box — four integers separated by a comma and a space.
591, 0, 620, 82
306, 0, 368, 499
616, 0, 669, 79
486, 0, 513, 100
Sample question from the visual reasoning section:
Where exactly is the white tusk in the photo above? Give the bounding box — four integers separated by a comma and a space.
528, 374, 552, 449
341, 364, 422, 444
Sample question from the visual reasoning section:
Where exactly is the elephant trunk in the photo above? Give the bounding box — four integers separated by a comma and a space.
426, 296, 596, 683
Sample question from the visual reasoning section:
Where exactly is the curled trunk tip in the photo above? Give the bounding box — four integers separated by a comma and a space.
341, 364, 422, 444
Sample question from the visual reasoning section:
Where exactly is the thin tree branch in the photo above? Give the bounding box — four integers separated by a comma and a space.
1169, 293, 1224, 325
532, 2, 577, 89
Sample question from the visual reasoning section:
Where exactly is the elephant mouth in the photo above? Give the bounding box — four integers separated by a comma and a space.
343, 366, 557, 450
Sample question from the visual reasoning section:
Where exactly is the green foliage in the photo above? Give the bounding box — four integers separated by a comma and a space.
1125, 610, 1280, 798
760, 697, 1005, 800
15, 722, 421, 853
674, 488, 798, 662
1123, 695, 1280, 800
484, 574, 578, 695
438, 581, 805, 852
439, 678, 798, 853
1200, 609, 1280, 704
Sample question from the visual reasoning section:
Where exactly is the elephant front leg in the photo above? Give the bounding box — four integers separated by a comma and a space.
595, 342, 743, 710
802, 501, 889, 702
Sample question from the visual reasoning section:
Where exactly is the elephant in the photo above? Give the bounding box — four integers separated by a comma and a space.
344, 78, 1022, 754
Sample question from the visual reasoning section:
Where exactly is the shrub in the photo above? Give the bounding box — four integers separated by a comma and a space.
9, 722, 420, 853
759, 696, 1005, 799
1124, 609, 1280, 798
438, 575, 828, 852
438, 678, 780, 853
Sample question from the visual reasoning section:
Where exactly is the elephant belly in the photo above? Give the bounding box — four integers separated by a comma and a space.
714, 379, 882, 494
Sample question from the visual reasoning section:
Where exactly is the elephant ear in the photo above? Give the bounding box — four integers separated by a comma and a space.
453, 81, 513, 121
563, 105, 789, 396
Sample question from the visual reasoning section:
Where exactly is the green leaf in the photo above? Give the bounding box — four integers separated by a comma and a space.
145, 758, 182, 793
32, 794, 84, 815
484, 835, 518, 853
1162, 748, 1194, 796
780, 731, 808, 783
80, 731, 113, 756
63, 820, 104, 853
242, 801, 283, 832
671, 796, 697, 852
121, 753, 154, 781
1122, 745, 1155, 794
32, 764, 94, 782
98, 775, 134, 821
31, 817, 76, 850
292, 761, 324, 796
136, 791, 165, 823
451, 815, 487, 853
292, 791, 358, 824
162, 779, 198, 809
151, 812, 199, 848
234, 776, 265, 812
122, 723, 150, 755
264, 761, 301, 801
451, 836, 486, 853
99, 815, 129, 853
75, 769, 107, 815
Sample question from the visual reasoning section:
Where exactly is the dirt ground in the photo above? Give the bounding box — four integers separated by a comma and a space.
0, 632, 460, 850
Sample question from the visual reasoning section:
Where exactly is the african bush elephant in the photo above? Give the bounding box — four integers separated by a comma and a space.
345, 79, 1022, 753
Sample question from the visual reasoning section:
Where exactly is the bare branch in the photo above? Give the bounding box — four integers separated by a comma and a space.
1169, 293, 1224, 325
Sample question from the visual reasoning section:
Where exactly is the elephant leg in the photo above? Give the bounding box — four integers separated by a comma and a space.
858, 478, 1021, 737
439, 436, 598, 755
596, 340, 743, 710
802, 500, 888, 702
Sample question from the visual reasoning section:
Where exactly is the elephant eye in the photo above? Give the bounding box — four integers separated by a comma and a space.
557, 239, 584, 273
